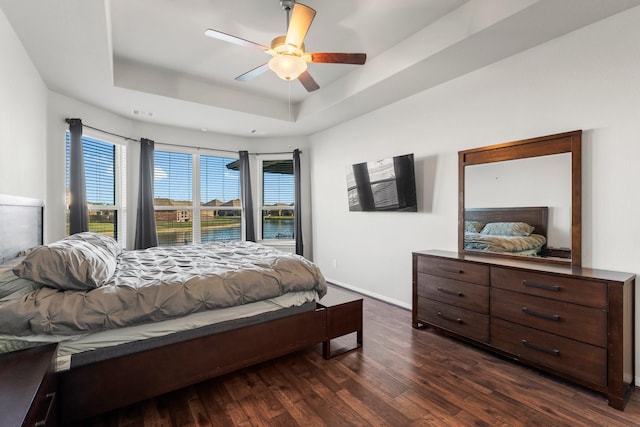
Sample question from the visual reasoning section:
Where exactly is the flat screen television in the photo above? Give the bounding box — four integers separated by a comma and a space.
346, 153, 417, 212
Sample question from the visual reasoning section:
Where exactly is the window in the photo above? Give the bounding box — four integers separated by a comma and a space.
65, 133, 126, 245
260, 158, 295, 240
153, 149, 241, 246
200, 154, 242, 243
154, 151, 193, 245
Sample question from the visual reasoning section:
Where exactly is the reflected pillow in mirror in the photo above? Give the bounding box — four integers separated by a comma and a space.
465, 221, 485, 233
480, 222, 535, 236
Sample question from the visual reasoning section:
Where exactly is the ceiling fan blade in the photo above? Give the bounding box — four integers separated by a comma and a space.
309, 52, 367, 65
235, 63, 270, 81
205, 29, 268, 51
298, 71, 320, 92
285, 3, 316, 48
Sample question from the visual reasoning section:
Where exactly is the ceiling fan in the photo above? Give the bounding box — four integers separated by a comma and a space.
204, 0, 366, 92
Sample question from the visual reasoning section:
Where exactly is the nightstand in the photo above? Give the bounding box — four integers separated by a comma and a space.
317, 287, 363, 359
543, 247, 572, 259
0, 344, 58, 427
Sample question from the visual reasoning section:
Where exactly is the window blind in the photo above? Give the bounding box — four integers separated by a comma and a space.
154, 151, 192, 205
200, 155, 240, 206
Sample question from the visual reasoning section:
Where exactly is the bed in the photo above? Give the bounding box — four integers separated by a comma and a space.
0, 194, 329, 424
464, 207, 548, 256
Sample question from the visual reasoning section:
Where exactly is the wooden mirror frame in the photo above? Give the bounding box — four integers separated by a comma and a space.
458, 130, 582, 267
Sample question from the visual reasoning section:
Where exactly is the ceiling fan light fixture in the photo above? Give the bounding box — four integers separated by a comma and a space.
205, 2, 365, 91
269, 54, 307, 80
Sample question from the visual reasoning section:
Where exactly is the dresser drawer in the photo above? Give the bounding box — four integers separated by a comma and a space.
417, 273, 489, 314
491, 318, 606, 387
417, 297, 489, 342
491, 267, 606, 308
416, 256, 489, 285
491, 288, 606, 347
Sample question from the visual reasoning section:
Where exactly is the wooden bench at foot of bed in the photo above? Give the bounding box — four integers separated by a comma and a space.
58, 307, 327, 425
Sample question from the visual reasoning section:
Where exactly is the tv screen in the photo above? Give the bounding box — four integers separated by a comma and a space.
346, 153, 417, 212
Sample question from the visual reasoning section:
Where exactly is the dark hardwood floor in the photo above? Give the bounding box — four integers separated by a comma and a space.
82, 288, 640, 426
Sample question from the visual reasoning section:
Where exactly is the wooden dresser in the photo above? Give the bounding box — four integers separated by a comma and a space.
412, 250, 635, 410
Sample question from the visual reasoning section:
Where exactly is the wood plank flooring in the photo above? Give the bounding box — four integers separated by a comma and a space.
82, 287, 640, 426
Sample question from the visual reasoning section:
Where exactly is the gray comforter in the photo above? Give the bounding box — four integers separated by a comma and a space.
0, 241, 327, 336
464, 232, 546, 253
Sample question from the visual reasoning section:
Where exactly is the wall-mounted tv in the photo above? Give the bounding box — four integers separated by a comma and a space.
346, 153, 417, 212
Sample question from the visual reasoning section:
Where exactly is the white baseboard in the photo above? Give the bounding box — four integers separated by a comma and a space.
325, 277, 411, 310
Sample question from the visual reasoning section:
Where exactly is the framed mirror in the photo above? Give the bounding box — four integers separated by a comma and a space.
458, 130, 582, 266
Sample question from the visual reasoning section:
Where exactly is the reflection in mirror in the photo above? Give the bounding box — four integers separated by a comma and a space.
458, 130, 582, 266
465, 153, 571, 253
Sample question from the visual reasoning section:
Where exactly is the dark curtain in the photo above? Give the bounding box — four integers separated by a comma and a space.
238, 151, 256, 242
134, 138, 158, 249
66, 118, 89, 234
293, 149, 303, 256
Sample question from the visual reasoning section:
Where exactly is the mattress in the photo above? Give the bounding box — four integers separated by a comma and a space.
0, 290, 318, 372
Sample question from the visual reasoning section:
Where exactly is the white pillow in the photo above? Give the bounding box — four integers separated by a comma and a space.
480, 222, 535, 236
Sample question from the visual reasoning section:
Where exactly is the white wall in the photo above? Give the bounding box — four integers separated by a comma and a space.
309, 6, 640, 378
0, 7, 48, 201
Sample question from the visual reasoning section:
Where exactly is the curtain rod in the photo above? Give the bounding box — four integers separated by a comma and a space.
65, 120, 300, 156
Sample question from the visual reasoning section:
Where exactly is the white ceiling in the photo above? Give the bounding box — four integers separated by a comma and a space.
2, 0, 639, 137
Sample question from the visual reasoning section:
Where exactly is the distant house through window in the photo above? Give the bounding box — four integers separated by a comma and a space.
153, 149, 241, 246
260, 158, 295, 241
65, 133, 126, 245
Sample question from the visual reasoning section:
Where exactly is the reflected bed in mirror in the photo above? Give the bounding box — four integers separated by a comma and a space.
463, 206, 567, 258
458, 130, 582, 266
465, 153, 571, 248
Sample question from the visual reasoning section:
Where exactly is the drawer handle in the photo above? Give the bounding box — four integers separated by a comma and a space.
34, 392, 56, 427
437, 311, 463, 324
521, 339, 560, 356
439, 266, 463, 274
522, 280, 560, 292
437, 287, 463, 297
521, 307, 560, 321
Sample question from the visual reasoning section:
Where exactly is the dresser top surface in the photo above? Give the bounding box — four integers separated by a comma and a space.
414, 250, 635, 283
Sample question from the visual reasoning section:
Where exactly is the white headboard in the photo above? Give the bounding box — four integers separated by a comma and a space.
0, 194, 44, 263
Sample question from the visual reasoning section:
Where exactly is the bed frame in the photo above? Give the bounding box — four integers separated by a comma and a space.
0, 195, 328, 424
465, 206, 548, 238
